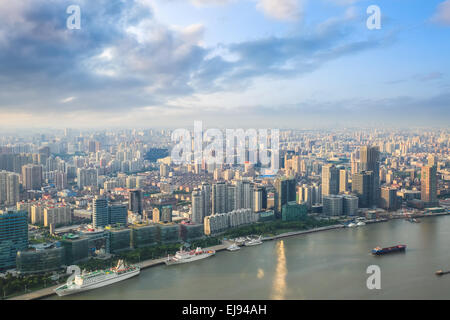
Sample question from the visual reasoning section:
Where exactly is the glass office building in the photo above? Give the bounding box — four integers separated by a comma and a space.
0, 210, 28, 270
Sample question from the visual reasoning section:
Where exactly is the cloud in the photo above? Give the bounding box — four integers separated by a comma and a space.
188, 0, 306, 22
414, 72, 444, 82
0, 0, 398, 128
189, 0, 234, 6
432, 0, 450, 25
256, 0, 305, 21
324, 0, 362, 6
60, 96, 76, 103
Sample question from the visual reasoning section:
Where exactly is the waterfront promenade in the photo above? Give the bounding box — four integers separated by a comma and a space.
9, 242, 231, 300
261, 224, 345, 241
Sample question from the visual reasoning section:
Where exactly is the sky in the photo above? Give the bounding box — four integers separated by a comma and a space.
0, 0, 449, 129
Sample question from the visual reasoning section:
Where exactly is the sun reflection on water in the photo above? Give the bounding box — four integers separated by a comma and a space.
271, 240, 287, 300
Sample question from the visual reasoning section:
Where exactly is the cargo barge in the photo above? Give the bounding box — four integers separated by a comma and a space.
372, 244, 406, 255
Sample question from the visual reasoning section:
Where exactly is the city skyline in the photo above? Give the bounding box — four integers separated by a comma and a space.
0, 0, 449, 129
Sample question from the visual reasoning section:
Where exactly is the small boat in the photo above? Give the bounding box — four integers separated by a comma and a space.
234, 237, 246, 246
227, 243, 241, 251
244, 236, 263, 246
348, 223, 357, 228
356, 221, 366, 226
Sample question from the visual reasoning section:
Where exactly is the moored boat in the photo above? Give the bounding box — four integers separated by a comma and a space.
165, 247, 215, 265
244, 236, 262, 246
54, 260, 140, 297
227, 243, 241, 251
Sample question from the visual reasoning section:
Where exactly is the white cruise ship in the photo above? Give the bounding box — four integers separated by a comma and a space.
165, 247, 215, 265
54, 260, 140, 297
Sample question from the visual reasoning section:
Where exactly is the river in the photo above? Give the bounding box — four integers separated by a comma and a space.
47, 215, 450, 300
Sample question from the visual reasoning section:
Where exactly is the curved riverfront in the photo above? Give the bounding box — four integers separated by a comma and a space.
47, 215, 450, 300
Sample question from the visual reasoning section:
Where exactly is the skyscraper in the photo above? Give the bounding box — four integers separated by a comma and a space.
77, 167, 98, 189
0, 171, 20, 205
274, 177, 296, 216
0, 209, 28, 270
359, 146, 380, 204
93, 197, 109, 228
22, 164, 43, 190
298, 184, 313, 209
352, 171, 375, 208
322, 195, 344, 216
109, 204, 128, 225
236, 180, 254, 211
128, 189, 143, 215
380, 186, 399, 211
421, 165, 438, 207
339, 169, 348, 193
212, 182, 228, 214
253, 187, 264, 212
321, 164, 340, 197
191, 190, 204, 224
201, 183, 211, 217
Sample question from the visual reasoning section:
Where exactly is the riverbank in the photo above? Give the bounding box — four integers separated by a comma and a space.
261, 224, 345, 241
5, 224, 379, 300
12, 214, 448, 300
9, 241, 231, 300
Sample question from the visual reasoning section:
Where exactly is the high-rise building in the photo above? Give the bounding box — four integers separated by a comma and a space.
191, 190, 203, 224
339, 169, 348, 193
321, 164, 340, 197
226, 184, 237, 212
322, 195, 344, 216
201, 183, 211, 217
343, 195, 358, 216
160, 164, 168, 178
421, 165, 438, 207
380, 186, 399, 211
22, 164, 43, 190
274, 177, 296, 216
109, 204, 128, 225
43, 205, 72, 227
253, 187, 264, 212
93, 197, 109, 228
427, 154, 436, 167
77, 167, 97, 189
352, 171, 375, 208
298, 184, 313, 209
0, 171, 20, 205
359, 146, 380, 204
55, 171, 67, 191
236, 180, 254, 211
128, 189, 143, 215
212, 182, 228, 214
0, 209, 28, 270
